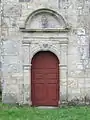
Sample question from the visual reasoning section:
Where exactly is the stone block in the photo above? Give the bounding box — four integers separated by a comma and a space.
60, 86, 67, 101
23, 84, 30, 104
71, 89, 80, 94
2, 93, 17, 104
22, 45, 30, 64
3, 40, 20, 55
60, 68, 67, 79
68, 78, 78, 88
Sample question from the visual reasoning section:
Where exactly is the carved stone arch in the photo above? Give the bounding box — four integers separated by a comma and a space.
25, 8, 66, 24
30, 45, 60, 64
20, 8, 69, 30
21, 8, 69, 106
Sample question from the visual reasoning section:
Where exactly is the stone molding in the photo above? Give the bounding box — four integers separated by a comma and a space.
20, 28, 70, 32
19, 8, 70, 105
19, 8, 71, 31
22, 36, 68, 104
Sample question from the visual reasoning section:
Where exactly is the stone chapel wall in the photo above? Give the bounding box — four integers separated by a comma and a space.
0, 0, 90, 104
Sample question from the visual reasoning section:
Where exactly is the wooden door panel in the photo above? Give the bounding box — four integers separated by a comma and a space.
33, 84, 46, 100
32, 72, 44, 83
32, 83, 47, 105
31, 51, 59, 106
47, 84, 58, 100
32, 69, 58, 83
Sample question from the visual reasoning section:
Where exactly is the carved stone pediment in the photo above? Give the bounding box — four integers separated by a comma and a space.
26, 12, 65, 29
20, 8, 70, 32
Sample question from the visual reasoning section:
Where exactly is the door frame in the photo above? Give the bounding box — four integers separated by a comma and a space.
22, 37, 68, 106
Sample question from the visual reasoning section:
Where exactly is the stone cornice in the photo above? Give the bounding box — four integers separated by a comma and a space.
19, 28, 70, 33
22, 40, 68, 44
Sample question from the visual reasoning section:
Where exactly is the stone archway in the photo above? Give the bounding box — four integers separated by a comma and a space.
31, 51, 59, 106
20, 8, 69, 30
21, 8, 70, 105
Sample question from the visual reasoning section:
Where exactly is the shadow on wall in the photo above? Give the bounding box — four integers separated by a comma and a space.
67, 96, 90, 106
61, 94, 90, 106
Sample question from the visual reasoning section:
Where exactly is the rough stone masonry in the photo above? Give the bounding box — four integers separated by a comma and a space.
0, 0, 90, 105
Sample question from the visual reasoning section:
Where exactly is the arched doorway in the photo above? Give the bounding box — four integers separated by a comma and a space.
31, 51, 59, 106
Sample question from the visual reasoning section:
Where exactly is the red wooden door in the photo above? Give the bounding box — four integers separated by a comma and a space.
31, 51, 59, 106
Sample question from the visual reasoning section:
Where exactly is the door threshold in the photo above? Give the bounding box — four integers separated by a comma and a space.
36, 106, 58, 109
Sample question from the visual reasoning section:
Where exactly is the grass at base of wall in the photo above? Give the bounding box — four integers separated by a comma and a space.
0, 103, 90, 120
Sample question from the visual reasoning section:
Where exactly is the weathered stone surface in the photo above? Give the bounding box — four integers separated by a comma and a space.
3, 40, 20, 55
2, 93, 17, 104
1, 0, 90, 105
25, 11, 66, 29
